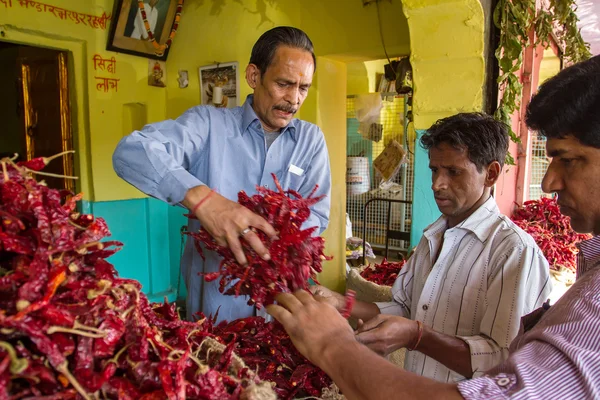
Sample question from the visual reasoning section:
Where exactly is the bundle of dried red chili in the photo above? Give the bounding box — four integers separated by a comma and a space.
206, 316, 334, 400
188, 173, 332, 308
511, 197, 591, 272
360, 259, 407, 286
0, 155, 274, 399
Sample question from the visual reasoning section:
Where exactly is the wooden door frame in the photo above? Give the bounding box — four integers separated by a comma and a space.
0, 25, 93, 199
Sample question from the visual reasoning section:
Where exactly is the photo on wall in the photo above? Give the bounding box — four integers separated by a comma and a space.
148, 60, 167, 87
107, 0, 182, 61
198, 62, 239, 109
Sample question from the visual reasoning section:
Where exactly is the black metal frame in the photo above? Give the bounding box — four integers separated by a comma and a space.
362, 198, 412, 265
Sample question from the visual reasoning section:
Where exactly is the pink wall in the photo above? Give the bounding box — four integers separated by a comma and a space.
495, 140, 520, 216
494, 41, 548, 218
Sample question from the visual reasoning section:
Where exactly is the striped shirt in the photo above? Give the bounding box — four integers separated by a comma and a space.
376, 197, 552, 383
458, 235, 600, 399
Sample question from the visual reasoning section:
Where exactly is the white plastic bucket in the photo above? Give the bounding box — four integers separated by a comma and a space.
347, 157, 370, 195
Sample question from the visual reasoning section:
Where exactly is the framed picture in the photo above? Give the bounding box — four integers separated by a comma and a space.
106, 0, 181, 61
148, 60, 166, 87
198, 62, 240, 109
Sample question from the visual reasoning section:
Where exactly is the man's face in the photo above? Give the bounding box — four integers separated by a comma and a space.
429, 142, 497, 227
542, 135, 600, 234
246, 46, 314, 132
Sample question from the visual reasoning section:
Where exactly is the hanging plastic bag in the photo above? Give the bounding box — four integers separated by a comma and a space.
355, 93, 383, 141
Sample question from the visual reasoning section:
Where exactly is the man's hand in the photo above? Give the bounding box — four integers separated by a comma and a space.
267, 290, 355, 366
309, 285, 345, 311
183, 185, 277, 265
355, 314, 418, 356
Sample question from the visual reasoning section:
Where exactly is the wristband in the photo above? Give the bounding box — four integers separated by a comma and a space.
407, 320, 423, 351
191, 189, 214, 214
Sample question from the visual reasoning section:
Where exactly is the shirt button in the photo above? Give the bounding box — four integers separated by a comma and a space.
497, 377, 511, 387
264, 184, 268, 188
167, 196, 172, 203
422, 305, 428, 311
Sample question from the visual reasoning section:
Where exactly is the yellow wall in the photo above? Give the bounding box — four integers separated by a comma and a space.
347, 59, 390, 95
402, 0, 485, 129
0, 0, 170, 202
538, 47, 560, 86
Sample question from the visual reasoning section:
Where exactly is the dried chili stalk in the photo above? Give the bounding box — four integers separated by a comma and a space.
188, 173, 332, 308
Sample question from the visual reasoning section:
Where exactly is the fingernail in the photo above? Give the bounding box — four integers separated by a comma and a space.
262, 253, 271, 261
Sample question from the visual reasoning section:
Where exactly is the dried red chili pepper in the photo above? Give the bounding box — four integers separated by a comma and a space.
340, 289, 356, 319
189, 174, 331, 309
360, 258, 407, 286
512, 197, 591, 272
1, 155, 278, 399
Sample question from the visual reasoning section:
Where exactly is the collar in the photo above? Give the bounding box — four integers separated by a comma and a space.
424, 196, 500, 242
577, 236, 600, 276
241, 95, 298, 141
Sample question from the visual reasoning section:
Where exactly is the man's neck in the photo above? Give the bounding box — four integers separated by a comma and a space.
447, 191, 491, 228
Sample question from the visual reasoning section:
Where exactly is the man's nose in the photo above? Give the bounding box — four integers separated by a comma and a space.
432, 173, 447, 192
541, 161, 563, 194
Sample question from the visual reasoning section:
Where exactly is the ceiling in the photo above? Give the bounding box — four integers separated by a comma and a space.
576, 0, 600, 56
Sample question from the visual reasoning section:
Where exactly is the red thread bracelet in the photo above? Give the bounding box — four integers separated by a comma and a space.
407, 320, 423, 351
191, 189, 214, 214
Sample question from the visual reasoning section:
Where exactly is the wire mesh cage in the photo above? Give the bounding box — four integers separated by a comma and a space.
529, 133, 551, 200
346, 93, 414, 255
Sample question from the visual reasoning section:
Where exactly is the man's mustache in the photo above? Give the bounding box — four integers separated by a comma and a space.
273, 105, 297, 114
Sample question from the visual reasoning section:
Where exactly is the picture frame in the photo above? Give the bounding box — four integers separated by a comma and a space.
198, 62, 240, 109
106, 0, 180, 61
148, 60, 167, 87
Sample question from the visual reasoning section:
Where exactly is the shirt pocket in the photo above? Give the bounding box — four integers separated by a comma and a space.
286, 163, 306, 191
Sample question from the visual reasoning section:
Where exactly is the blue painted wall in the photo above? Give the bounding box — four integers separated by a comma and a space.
81, 198, 188, 303
410, 129, 440, 246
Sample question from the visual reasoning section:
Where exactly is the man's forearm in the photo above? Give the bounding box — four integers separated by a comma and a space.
417, 326, 473, 378
319, 338, 463, 400
351, 300, 381, 322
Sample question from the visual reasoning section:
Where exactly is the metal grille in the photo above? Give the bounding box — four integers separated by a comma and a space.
528, 133, 551, 200
346, 93, 414, 255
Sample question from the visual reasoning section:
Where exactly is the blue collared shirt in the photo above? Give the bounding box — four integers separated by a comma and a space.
113, 95, 331, 321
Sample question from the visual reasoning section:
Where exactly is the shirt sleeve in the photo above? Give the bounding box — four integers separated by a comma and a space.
458, 244, 552, 377
374, 237, 426, 318
300, 129, 331, 235
112, 106, 209, 205
458, 341, 595, 399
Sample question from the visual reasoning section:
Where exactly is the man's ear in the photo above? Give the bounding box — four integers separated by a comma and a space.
485, 161, 502, 187
246, 64, 260, 89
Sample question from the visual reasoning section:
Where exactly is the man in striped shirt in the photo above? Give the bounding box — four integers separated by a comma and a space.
312, 113, 551, 382
268, 55, 600, 399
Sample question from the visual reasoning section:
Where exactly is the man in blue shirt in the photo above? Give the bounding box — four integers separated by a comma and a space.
112, 26, 331, 322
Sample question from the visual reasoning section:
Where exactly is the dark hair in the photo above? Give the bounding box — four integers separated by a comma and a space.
249, 26, 316, 74
420, 112, 510, 171
526, 55, 600, 148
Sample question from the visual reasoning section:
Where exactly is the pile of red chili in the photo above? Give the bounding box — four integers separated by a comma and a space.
360, 259, 407, 286
188, 174, 331, 308
511, 196, 591, 272
205, 316, 333, 400
0, 155, 274, 399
